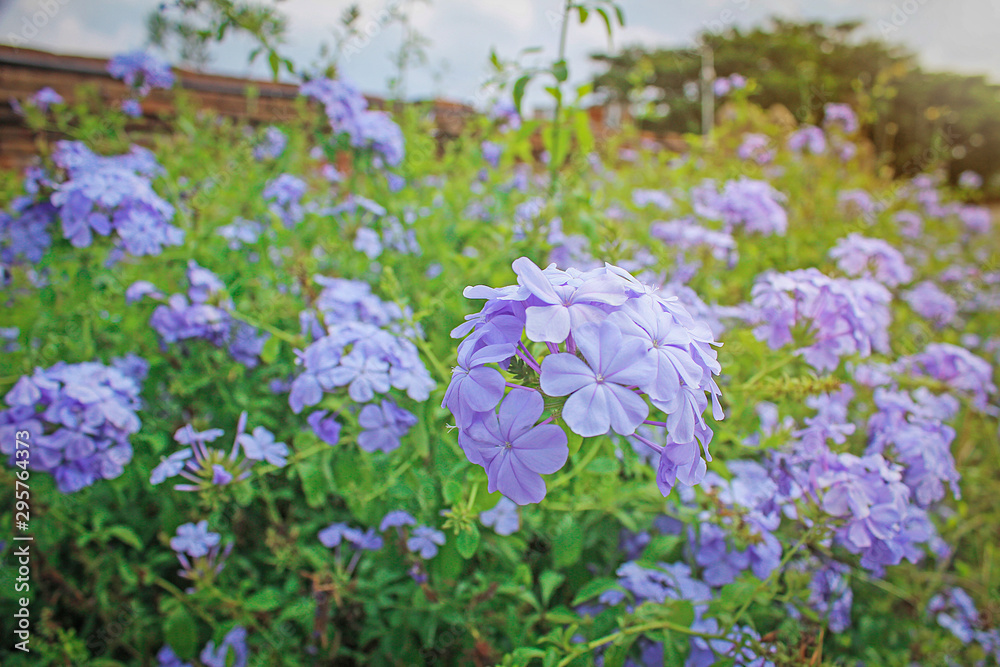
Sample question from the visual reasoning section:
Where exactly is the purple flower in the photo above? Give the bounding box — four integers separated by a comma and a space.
808, 561, 853, 632
121, 99, 142, 117
838, 189, 877, 219
903, 281, 957, 326
380, 510, 416, 532
347, 528, 384, 551
694, 178, 788, 235
481, 141, 502, 168
1, 361, 143, 493
307, 411, 342, 446
107, 50, 174, 96
263, 174, 306, 228
540, 321, 655, 437
632, 189, 673, 211
150, 449, 193, 484
50, 143, 182, 256
216, 217, 262, 249
480, 497, 520, 535
738, 133, 774, 164
491, 100, 521, 131
170, 521, 221, 558
200, 626, 248, 667
823, 103, 858, 133
463, 389, 568, 504
353, 227, 383, 259
513, 256, 626, 343
750, 268, 892, 372
319, 522, 353, 548
894, 210, 923, 238
442, 330, 515, 428
30, 86, 63, 111
788, 125, 826, 154
829, 233, 913, 286
253, 126, 287, 160
357, 400, 417, 453
957, 205, 991, 234
958, 170, 983, 189
237, 426, 289, 467
407, 525, 446, 558
900, 343, 996, 411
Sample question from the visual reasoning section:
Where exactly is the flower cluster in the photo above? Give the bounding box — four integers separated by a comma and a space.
50, 141, 183, 256
828, 233, 913, 287
650, 218, 738, 267
823, 103, 859, 134
157, 626, 248, 667
107, 49, 173, 116
691, 178, 788, 236
318, 510, 447, 578
28, 86, 64, 112
867, 387, 960, 506
445, 258, 724, 504
301, 77, 404, 167
150, 412, 286, 492
713, 73, 747, 96
927, 587, 1000, 660
902, 281, 958, 326
253, 125, 287, 161
0, 193, 55, 265
632, 188, 674, 211
263, 173, 307, 228
899, 343, 997, 412
587, 557, 774, 666
1, 360, 145, 492
138, 261, 270, 367
107, 50, 175, 96
750, 268, 892, 371
787, 125, 826, 154
291, 277, 431, 450
169, 520, 232, 591
737, 133, 775, 164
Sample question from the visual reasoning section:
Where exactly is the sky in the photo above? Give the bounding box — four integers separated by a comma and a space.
1, 0, 998, 110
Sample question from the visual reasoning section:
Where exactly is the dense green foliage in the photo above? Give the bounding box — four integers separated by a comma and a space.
0, 50, 999, 667
592, 19, 1000, 195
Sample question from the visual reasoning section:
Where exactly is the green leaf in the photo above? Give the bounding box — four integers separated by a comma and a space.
513, 75, 532, 114
539, 570, 565, 606
570, 577, 620, 606
553, 522, 583, 568
106, 526, 143, 551
603, 634, 637, 667
245, 587, 283, 612
640, 534, 682, 562
596, 7, 613, 37
164, 607, 198, 659
296, 457, 328, 509
443, 479, 463, 504
576, 6, 589, 23
268, 50, 280, 79
456, 525, 480, 559
585, 457, 618, 474
613, 3, 625, 25
552, 59, 569, 83
259, 335, 280, 364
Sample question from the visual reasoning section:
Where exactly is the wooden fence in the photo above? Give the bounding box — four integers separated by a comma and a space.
0, 44, 475, 171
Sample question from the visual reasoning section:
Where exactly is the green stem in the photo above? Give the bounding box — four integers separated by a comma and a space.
228, 308, 301, 346
725, 522, 822, 637
736, 354, 797, 391
547, 437, 599, 491
555, 619, 728, 667
547, 0, 573, 195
